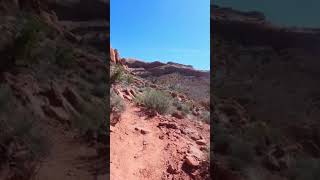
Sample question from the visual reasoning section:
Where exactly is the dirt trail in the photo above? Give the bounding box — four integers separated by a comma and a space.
110, 104, 167, 180
34, 125, 100, 180
33, 101, 209, 180
110, 102, 210, 180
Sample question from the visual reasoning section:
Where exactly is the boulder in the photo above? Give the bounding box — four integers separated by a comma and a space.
185, 155, 200, 167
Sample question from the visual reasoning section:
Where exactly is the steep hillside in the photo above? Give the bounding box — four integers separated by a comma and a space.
0, 1, 108, 179
212, 5, 320, 180
110, 48, 210, 179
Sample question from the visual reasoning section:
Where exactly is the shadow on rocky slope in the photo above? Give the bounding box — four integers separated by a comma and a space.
212, 5, 320, 180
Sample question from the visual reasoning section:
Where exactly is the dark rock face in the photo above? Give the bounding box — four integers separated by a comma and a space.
45, 0, 109, 52
212, 5, 320, 180
212, 5, 320, 53
47, 0, 108, 21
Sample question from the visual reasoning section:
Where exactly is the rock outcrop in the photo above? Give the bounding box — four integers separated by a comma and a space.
110, 47, 123, 64
0, 1, 108, 179
125, 58, 209, 78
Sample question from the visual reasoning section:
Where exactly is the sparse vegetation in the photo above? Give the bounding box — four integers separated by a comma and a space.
173, 100, 190, 115
110, 65, 125, 83
138, 89, 172, 114
10, 115, 49, 158
110, 65, 134, 84
111, 90, 125, 112
0, 85, 49, 159
169, 83, 184, 92
14, 15, 42, 65
201, 111, 210, 123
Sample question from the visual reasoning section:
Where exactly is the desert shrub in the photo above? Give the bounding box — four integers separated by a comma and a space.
111, 90, 125, 112
288, 157, 320, 180
201, 111, 210, 123
14, 13, 53, 66
125, 74, 134, 84
172, 99, 180, 107
110, 65, 125, 83
14, 16, 41, 65
92, 83, 106, 98
54, 45, 75, 68
139, 89, 172, 114
173, 100, 190, 115
180, 104, 190, 115
110, 65, 134, 84
169, 83, 183, 92
133, 91, 145, 105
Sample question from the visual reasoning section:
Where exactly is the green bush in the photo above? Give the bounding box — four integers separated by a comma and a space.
201, 111, 210, 123
139, 89, 172, 114
14, 16, 41, 65
111, 90, 125, 112
125, 74, 134, 84
110, 65, 134, 84
110, 65, 125, 83
169, 83, 183, 92
173, 100, 190, 115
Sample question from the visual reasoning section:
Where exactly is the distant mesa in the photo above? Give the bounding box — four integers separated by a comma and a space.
110, 47, 209, 78
167, 62, 194, 69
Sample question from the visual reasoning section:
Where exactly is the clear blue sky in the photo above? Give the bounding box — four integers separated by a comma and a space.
215, 0, 320, 28
111, 0, 210, 70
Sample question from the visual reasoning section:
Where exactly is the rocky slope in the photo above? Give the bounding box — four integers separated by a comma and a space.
212, 5, 320, 180
120, 56, 210, 103
110, 48, 210, 179
0, 1, 108, 179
